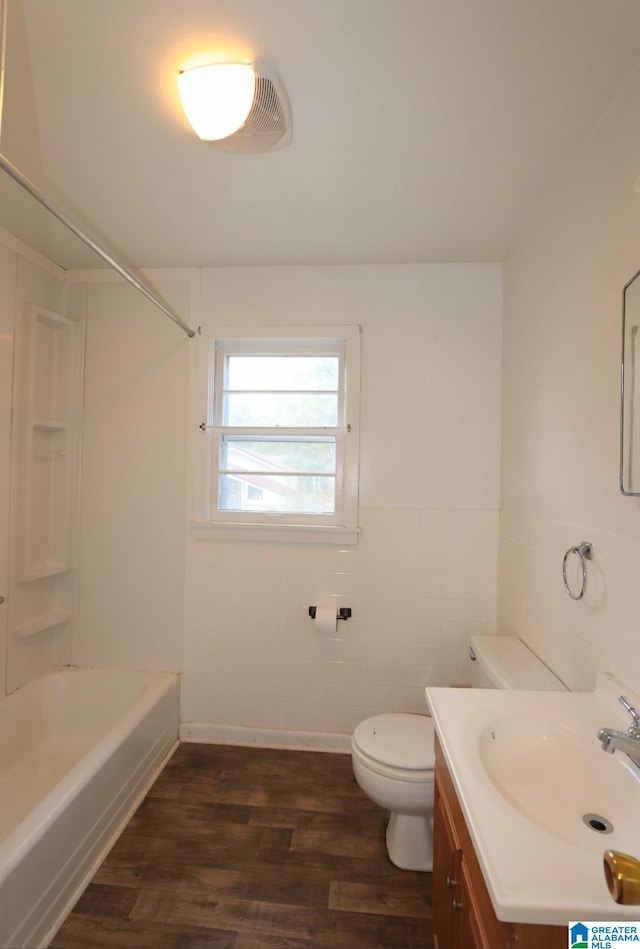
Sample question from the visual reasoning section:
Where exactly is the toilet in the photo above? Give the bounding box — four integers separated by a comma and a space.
350, 635, 566, 871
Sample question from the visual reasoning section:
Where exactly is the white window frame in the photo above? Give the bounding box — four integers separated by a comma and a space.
191, 324, 361, 544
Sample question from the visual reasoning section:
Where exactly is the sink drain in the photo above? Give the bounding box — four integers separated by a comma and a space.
583, 813, 614, 834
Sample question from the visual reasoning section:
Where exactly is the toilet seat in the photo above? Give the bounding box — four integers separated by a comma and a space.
352, 713, 435, 782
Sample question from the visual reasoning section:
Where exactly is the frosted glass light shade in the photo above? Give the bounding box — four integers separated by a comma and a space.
177, 63, 256, 141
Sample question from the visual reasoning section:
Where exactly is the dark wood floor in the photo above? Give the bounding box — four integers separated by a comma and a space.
50, 742, 433, 948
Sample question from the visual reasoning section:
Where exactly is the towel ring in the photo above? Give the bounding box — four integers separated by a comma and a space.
562, 542, 592, 600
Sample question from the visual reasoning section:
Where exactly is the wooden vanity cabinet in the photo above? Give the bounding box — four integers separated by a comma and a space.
433, 734, 565, 949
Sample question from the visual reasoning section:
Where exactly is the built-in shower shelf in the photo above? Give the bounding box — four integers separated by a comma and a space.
18, 305, 77, 584
32, 418, 68, 430
19, 562, 70, 584
15, 609, 72, 640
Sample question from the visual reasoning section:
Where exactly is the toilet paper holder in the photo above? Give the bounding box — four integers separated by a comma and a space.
308, 606, 352, 621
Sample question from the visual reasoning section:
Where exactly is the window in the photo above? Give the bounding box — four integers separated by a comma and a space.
192, 325, 361, 543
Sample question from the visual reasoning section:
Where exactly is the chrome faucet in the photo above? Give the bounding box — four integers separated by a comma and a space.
597, 695, 640, 768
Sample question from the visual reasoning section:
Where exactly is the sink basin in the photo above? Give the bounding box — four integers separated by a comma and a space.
478, 715, 640, 851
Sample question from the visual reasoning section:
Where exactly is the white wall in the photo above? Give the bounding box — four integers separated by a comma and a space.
182, 263, 502, 746
499, 65, 640, 691
75, 273, 194, 672
5, 60, 639, 724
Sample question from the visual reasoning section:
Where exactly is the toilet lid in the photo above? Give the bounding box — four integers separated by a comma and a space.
352, 713, 435, 771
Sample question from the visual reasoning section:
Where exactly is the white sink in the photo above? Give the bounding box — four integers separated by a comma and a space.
478, 714, 640, 851
426, 673, 640, 926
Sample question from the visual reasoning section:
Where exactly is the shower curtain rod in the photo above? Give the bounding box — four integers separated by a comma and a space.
0, 0, 195, 339
0, 152, 196, 337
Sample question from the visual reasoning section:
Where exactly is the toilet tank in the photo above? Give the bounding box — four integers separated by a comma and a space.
469, 635, 566, 691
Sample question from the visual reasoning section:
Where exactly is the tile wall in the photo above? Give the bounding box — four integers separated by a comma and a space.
182, 506, 498, 747
499, 508, 640, 694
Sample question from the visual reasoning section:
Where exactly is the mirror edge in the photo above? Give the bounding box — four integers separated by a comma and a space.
621, 266, 640, 496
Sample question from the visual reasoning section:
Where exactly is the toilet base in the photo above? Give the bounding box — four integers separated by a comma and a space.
385, 812, 433, 872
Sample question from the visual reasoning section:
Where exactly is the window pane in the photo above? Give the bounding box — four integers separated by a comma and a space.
219, 474, 336, 514
226, 355, 339, 391
222, 437, 336, 474
224, 393, 338, 426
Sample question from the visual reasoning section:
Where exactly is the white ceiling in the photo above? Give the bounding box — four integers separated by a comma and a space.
1, 0, 640, 271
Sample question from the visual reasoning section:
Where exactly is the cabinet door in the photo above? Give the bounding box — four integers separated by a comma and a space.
432, 781, 463, 949
459, 859, 491, 949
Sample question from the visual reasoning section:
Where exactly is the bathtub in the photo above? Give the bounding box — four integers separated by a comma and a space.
0, 667, 179, 949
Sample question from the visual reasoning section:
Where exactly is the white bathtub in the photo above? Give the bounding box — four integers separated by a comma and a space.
0, 667, 179, 948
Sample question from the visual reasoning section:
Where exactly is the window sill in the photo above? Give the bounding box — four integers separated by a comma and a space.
189, 521, 361, 545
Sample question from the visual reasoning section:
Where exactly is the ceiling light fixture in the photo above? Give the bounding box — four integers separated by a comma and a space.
177, 60, 292, 153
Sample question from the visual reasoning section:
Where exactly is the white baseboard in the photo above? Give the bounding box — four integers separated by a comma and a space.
180, 722, 351, 754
